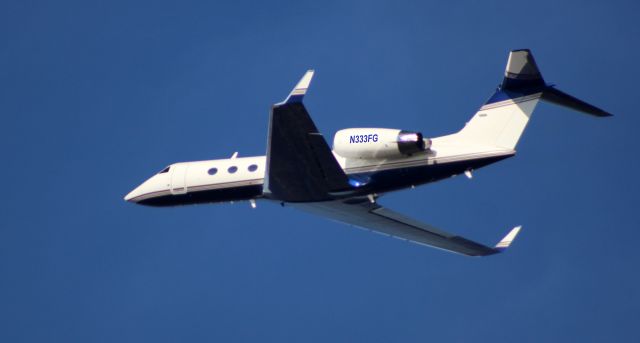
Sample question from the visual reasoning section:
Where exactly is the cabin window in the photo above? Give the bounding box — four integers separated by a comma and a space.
248, 164, 258, 172
208, 167, 218, 175
158, 166, 170, 174
228, 166, 238, 174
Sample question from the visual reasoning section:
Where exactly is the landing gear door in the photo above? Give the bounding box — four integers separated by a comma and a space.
170, 164, 188, 195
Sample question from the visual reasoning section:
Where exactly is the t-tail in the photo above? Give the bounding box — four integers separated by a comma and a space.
458, 49, 612, 150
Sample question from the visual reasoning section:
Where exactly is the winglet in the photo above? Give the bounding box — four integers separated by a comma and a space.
494, 226, 522, 252
279, 70, 314, 105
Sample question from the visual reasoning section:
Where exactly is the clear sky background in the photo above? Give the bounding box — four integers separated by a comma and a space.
1, 0, 639, 342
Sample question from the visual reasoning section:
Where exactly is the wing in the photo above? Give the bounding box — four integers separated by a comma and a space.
264, 71, 521, 256
293, 198, 521, 256
264, 70, 350, 202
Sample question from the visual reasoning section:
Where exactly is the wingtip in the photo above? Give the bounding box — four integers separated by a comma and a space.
295, 69, 314, 91
280, 70, 315, 105
494, 225, 522, 251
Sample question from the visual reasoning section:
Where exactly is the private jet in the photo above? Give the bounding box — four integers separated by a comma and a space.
124, 50, 611, 256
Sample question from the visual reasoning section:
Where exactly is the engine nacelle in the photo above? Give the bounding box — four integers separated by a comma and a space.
333, 128, 431, 159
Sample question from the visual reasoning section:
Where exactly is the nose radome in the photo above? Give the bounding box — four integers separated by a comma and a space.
125, 172, 171, 203
123, 190, 135, 202
124, 185, 143, 202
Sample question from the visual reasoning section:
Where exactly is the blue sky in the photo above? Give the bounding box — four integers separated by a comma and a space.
1, 0, 639, 341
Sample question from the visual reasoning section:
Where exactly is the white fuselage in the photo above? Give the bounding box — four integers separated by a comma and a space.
124, 134, 516, 206
126, 84, 540, 206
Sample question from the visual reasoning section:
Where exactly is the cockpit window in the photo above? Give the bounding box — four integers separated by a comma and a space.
158, 166, 170, 174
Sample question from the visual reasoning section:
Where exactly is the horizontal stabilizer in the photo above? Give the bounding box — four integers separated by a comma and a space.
500, 49, 612, 117
541, 86, 612, 117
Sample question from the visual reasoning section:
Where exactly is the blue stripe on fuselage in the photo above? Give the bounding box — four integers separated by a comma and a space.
484, 87, 544, 105
137, 155, 515, 206
345, 153, 514, 196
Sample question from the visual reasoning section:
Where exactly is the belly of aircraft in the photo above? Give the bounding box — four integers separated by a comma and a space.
138, 153, 513, 207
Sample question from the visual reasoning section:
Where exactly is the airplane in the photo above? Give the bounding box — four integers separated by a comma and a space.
124, 49, 611, 256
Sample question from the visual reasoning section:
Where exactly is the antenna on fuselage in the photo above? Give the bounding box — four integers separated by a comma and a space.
231, 152, 238, 159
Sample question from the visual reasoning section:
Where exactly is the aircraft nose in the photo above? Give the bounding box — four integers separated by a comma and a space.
124, 173, 169, 204
124, 185, 143, 202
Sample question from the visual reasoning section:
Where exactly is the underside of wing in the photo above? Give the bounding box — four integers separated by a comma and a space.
264, 70, 350, 202
264, 71, 521, 256
293, 198, 521, 256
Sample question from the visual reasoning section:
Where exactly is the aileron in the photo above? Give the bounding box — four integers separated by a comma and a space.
294, 199, 519, 256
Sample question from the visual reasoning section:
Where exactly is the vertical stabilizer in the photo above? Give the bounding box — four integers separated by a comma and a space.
501, 49, 545, 90
457, 49, 611, 150
459, 50, 543, 149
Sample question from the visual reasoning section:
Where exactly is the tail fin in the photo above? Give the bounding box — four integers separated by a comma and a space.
501, 49, 545, 90
458, 49, 611, 150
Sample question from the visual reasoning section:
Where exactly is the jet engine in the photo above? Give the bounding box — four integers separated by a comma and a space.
333, 128, 431, 159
